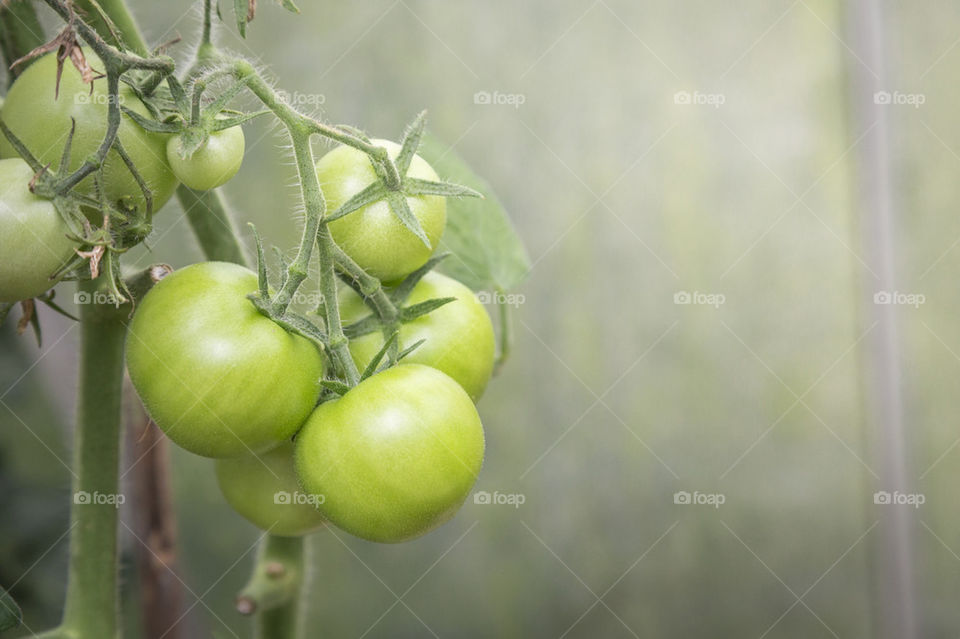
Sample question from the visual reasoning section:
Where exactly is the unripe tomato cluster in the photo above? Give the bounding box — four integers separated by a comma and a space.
126, 144, 494, 543
0, 52, 247, 302
0, 50, 495, 543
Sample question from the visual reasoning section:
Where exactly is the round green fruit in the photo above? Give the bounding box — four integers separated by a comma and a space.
0, 50, 178, 214
0, 158, 76, 302
167, 125, 245, 191
339, 272, 495, 401
316, 139, 446, 283
295, 364, 484, 543
216, 442, 326, 536
126, 262, 324, 458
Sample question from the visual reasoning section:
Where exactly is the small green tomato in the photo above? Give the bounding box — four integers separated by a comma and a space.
166, 125, 245, 191
216, 442, 327, 537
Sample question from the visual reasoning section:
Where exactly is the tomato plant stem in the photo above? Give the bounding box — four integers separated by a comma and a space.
236, 534, 305, 639
177, 186, 249, 266
333, 244, 398, 322
60, 278, 127, 638
74, 0, 149, 56
228, 64, 365, 385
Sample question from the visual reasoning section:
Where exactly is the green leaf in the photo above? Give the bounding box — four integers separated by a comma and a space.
0, 586, 21, 631
417, 135, 530, 292
400, 296, 456, 322
28, 303, 42, 347
397, 338, 426, 362
280, 0, 301, 14
166, 75, 188, 112
60, 119, 76, 174
210, 110, 270, 131
122, 107, 181, 133
248, 223, 269, 300
234, 0, 248, 37
38, 294, 79, 322
343, 314, 380, 339
404, 177, 482, 199
361, 332, 399, 380
272, 246, 289, 289
320, 380, 350, 396
326, 182, 385, 222
396, 110, 427, 176
390, 252, 449, 303
385, 190, 430, 248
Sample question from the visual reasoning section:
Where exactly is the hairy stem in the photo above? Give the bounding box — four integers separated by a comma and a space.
178, 186, 249, 266
74, 0, 148, 55
333, 245, 397, 322
228, 61, 371, 384
59, 278, 128, 638
317, 223, 360, 386
41, 0, 171, 72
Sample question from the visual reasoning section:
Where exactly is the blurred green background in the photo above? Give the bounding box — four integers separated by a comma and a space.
3, 0, 960, 636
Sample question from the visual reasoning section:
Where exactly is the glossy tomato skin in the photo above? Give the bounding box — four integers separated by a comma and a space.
126, 262, 324, 458
215, 442, 327, 536
0, 159, 76, 302
167, 125, 245, 191
316, 139, 446, 283
339, 272, 495, 401
295, 364, 484, 543
0, 51, 178, 214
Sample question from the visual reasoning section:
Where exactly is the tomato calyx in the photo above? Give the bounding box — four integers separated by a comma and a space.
339, 251, 456, 338
325, 111, 483, 248
124, 69, 265, 161
241, 223, 331, 355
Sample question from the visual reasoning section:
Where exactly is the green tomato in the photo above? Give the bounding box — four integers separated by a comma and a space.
0, 50, 178, 214
126, 262, 324, 458
340, 272, 495, 401
295, 364, 484, 543
216, 442, 327, 537
0, 159, 76, 302
316, 139, 446, 282
167, 125, 245, 191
